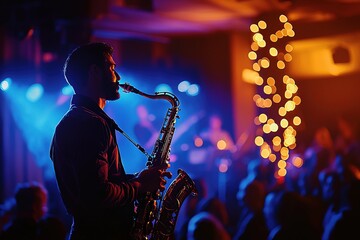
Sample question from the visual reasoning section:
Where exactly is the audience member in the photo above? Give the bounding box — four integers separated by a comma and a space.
37, 215, 67, 240
199, 114, 236, 153
335, 116, 360, 157
175, 178, 208, 240
263, 189, 320, 240
195, 196, 229, 229
327, 179, 360, 239
187, 212, 231, 240
297, 146, 333, 198
233, 178, 268, 240
319, 170, 349, 240
0, 182, 48, 240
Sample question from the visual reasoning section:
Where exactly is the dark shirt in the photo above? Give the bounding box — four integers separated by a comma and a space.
0, 218, 37, 240
50, 94, 138, 239
233, 209, 268, 240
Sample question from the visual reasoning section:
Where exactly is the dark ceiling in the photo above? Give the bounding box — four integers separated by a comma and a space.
1, 0, 360, 45
92, 0, 360, 40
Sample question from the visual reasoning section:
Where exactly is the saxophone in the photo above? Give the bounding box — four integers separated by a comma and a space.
119, 83, 198, 240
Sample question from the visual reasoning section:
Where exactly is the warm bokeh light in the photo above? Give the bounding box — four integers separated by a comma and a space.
293, 116, 302, 126
255, 136, 264, 146
278, 168, 287, 177
278, 160, 286, 168
218, 159, 230, 173
264, 85, 272, 94
259, 113, 268, 123
258, 20, 267, 29
277, 60, 285, 69
279, 107, 286, 116
267, 77, 275, 86
273, 94, 281, 103
251, 42, 259, 51
279, 14, 288, 23
285, 44, 293, 52
260, 58, 270, 68
293, 95, 301, 105
250, 24, 259, 33
280, 118, 289, 128
254, 116, 261, 125
218, 163, 228, 173
292, 156, 304, 168
194, 137, 203, 147
269, 153, 277, 162
269, 47, 278, 56
272, 136, 281, 146
249, 13, 299, 178
270, 34, 278, 42
261, 148, 271, 158
255, 76, 264, 85
253, 62, 261, 71
248, 51, 257, 60
217, 140, 227, 150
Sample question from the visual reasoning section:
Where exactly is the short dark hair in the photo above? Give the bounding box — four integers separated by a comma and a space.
14, 182, 47, 212
63, 42, 113, 91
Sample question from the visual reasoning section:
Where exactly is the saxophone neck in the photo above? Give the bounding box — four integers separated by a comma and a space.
154, 92, 180, 109
119, 83, 180, 108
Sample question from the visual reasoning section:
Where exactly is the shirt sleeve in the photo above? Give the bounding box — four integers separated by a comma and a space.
51, 110, 140, 215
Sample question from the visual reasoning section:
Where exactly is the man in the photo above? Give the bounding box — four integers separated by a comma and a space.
50, 42, 171, 239
0, 182, 49, 240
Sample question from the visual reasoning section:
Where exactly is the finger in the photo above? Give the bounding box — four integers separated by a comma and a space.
160, 162, 170, 169
161, 179, 167, 186
162, 171, 172, 179
153, 164, 169, 171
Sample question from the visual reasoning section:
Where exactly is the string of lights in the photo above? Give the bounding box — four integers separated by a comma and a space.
249, 14, 303, 179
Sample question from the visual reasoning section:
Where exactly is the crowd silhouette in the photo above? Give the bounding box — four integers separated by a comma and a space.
0, 182, 67, 240
1, 115, 360, 240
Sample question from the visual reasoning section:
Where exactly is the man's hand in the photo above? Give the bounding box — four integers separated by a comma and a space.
135, 163, 172, 194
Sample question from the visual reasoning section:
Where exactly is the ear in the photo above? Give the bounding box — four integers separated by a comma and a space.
86, 64, 102, 92
89, 64, 101, 78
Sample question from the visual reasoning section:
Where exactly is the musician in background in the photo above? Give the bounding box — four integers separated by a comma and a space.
50, 42, 171, 239
199, 114, 237, 153
196, 113, 237, 196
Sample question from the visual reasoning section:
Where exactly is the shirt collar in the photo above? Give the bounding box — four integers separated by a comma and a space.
70, 94, 120, 131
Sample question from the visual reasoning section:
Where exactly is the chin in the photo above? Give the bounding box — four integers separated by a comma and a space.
107, 93, 120, 101
102, 89, 120, 100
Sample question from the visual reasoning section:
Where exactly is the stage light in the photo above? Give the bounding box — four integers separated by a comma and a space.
1, 78, 12, 91
187, 84, 199, 96
61, 85, 74, 95
26, 83, 44, 102
178, 81, 190, 92
249, 13, 299, 177
155, 83, 172, 93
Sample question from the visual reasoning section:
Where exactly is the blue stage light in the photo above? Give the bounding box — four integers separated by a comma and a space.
155, 83, 172, 93
187, 84, 199, 96
1, 78, 12, 91
26, 83, 44, 102
61, 85, 74, 95
178, 81, 190, 92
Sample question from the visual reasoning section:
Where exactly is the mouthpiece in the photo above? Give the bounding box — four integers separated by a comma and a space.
119, 83, 140, 94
